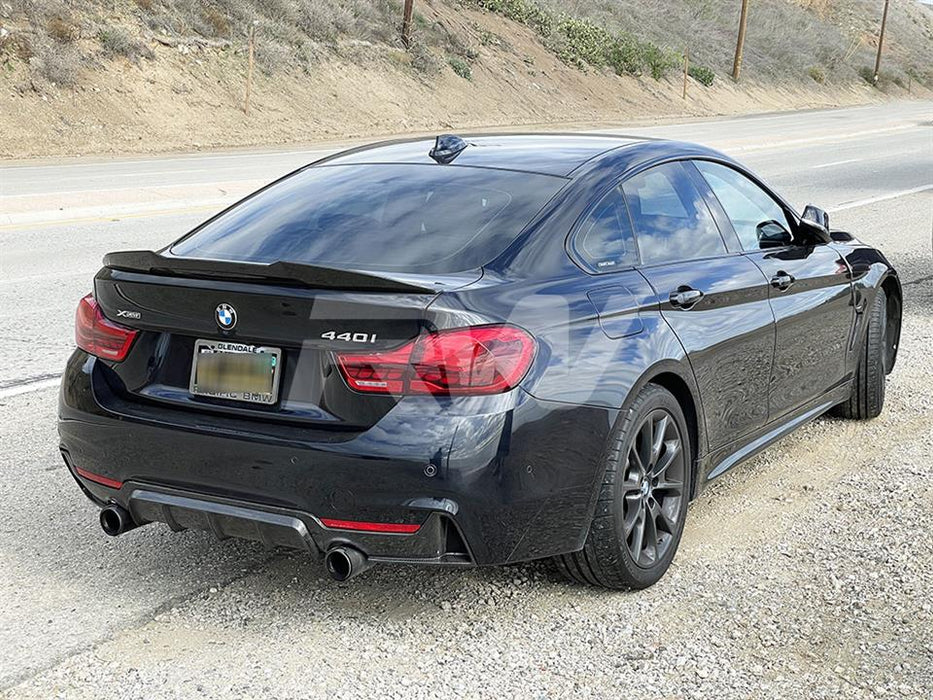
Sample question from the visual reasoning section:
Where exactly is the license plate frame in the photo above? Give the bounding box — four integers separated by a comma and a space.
189, 339, 282, 405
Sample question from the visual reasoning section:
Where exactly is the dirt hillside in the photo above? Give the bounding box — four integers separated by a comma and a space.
0, 0, 930, 159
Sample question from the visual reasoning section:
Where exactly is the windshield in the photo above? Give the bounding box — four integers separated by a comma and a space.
170, 164, 566, 273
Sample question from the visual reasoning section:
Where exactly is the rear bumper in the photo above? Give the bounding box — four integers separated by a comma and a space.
69, 479, 468, 564
59, 352, 613, 565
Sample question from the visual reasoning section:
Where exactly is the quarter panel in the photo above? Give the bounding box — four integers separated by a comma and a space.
439, 272, 688, 411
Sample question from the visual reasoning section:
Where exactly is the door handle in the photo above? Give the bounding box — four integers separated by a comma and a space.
770, 272, 795, 291
669, 287, 704, 309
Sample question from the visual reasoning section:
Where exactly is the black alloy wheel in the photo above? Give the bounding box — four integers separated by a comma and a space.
554, 384, 692, 589
621, 409, 686, 568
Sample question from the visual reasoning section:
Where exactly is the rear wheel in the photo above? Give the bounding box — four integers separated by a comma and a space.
555, 384, 690, 589
835, 289, 887, 420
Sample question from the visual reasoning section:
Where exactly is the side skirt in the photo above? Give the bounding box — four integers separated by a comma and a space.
698, 383, 851, 487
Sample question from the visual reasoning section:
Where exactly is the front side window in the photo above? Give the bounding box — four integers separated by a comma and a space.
576, 187, 638, 272
694, 160, 793, 251
621, 162, 726, 265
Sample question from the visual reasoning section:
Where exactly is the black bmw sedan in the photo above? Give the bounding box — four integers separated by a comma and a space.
58, 134, 902, 589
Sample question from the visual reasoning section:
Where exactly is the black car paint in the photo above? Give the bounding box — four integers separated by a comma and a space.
58, 135, 902, 567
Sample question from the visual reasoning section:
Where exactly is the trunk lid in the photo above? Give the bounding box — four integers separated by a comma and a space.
92, 253, 482, 429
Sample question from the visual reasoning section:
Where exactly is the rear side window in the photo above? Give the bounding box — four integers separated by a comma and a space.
576, 187, 638, 272
694, 160, 792, 250
171, 164, 566, 273
621, 162, 726, 265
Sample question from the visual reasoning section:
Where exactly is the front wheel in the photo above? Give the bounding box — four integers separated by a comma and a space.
835, 289, 887, 420
554, 384, 691, 589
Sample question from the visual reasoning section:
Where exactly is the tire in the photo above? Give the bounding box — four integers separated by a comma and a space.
555, 384, 691, 589
835, 289, 887, 420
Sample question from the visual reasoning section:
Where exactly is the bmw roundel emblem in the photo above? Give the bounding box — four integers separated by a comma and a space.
215, 303, 237, 330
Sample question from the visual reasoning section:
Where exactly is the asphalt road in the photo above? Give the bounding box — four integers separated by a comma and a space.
0, 100, 931, 698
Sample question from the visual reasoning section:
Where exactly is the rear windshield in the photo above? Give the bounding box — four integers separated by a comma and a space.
170, 164, 566, 273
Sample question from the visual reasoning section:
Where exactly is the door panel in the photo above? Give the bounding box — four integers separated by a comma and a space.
745, 246, 854, 418
690, 158, 855, 420
638, 257, 775, 451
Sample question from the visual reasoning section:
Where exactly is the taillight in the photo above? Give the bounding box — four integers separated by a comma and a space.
75, 294, 138, 361
337, 325, 535, 396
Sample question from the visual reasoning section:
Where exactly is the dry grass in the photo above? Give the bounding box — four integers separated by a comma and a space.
98, 25, 155, 61
0, 0, 929, 91
31, 43, 81, 86
537, 0, 931, 87
45, 15, 80, 43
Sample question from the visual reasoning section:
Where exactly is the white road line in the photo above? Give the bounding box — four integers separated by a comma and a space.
730, 124, 918, 153
0, 377, 61, 400
830, 185, 933, 212
0, 148, 335, 173
0, 178, 262, 199
0, 199, 229, 230
811, 158, 864, 169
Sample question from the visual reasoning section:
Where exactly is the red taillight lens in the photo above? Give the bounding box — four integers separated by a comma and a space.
75, 294, 138, 361
337, 325, 535, 396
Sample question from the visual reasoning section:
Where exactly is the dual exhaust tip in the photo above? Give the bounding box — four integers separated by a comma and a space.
98, 504, 372, 582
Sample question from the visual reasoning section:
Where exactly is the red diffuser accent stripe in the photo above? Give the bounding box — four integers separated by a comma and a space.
320, 518, 420, 534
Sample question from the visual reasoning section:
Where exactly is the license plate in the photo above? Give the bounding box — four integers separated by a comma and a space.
189, 339, 282, 405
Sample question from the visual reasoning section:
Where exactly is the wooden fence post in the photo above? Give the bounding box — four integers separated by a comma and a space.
402, 0, 414, 48
245, 25, 254, 116
683, 47, 689, 100
732, 0, 749, 81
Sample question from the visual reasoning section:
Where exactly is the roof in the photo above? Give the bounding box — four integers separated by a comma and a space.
321, 134, 646, 177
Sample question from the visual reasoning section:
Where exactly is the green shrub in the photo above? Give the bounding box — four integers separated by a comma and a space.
688, 64, 715, 86
858, 66, 903, 90
472, 1, 676, 80
448, 55, 472, 80
807, 65, 825, 84
642, 44, 679, 80
556, 16, 611, 67
904, 67, 931, 88
478, 29, 508, 49
474, 0, 554, 36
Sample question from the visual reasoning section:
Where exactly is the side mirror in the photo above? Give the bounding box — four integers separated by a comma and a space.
799, 204, 832, 244
757, 220, 793, 249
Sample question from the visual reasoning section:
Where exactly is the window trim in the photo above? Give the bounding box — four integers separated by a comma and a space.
689, 157, 803, 253
620, 160, 733, 268
683, 161, 744, 253
566, 183, 642, 275
565, 155, 803, 274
